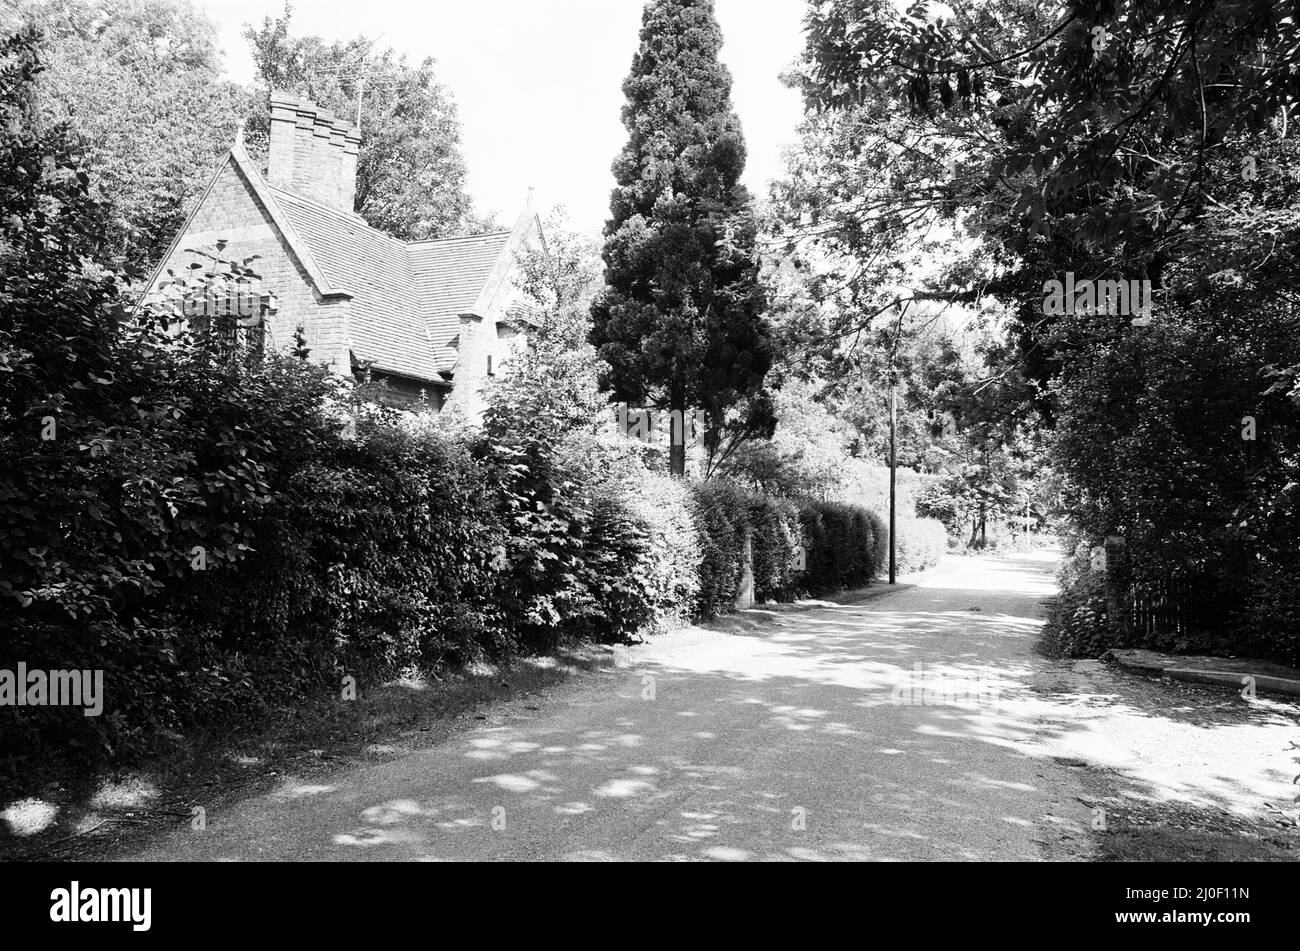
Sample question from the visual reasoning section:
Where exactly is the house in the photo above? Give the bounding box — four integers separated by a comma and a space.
142, 92, 542, 416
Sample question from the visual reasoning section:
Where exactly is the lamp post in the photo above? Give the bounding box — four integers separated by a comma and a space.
889, 363, 897, 586
885, 299, 910, 586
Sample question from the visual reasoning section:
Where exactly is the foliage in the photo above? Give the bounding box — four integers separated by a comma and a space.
487, 208, 609, 440
891, 516, 948, 574
748, 493, 802, 603
721, 377, 852, 498
625, 470, 703, 633
1042, 543, 1113, 659
3, 0, 248, 273
688, 479, 751, 619
1049, 299, 1300, 663
576, 451, 703, 642
688, 480, 886, 614
802, 0, 1300, 248
844, 462, 937, 522
797, 500, 885, 596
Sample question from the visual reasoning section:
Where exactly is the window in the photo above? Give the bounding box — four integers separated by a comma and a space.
189, 289, 273, 363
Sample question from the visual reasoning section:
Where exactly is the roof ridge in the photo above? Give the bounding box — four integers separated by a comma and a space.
264, 183, 410, 249
407, 230, 511, 247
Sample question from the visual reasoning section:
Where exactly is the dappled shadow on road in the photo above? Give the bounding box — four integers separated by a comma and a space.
123, 552, 1300, 862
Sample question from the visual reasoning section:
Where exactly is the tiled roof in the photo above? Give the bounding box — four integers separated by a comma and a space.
409, 232, 512, 368
268, 185, 446, 381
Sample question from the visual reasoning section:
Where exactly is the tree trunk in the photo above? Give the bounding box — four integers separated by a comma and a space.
669, 387, 686, 477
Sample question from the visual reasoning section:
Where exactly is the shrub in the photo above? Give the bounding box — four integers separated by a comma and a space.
1042, 545, 1113, 658
1233, 556, 1300, 667
892, 517, 948, 573
749, 493, 802, 603
865, 509, 889, 577
689, 486, 885, 610
565, 440, 700, 643
629, 470, 702, 633
264, 414, 506, 671
689, 480, 751, 619
796, 500, 883, 596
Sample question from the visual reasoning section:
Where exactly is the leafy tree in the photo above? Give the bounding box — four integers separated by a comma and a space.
2, 0, 248, 272
785, 1, 1300, 399
787, 0, 1300, 654
803, 0, 1300, 249
243, 3, 486, 240
720, 377, 852, 499
592, 0, 775, 476
486, 209, 608, 440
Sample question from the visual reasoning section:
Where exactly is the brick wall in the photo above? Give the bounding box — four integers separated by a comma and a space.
149, 157, 352, 376
444, 282, 529, 422
446, 313, 491, 422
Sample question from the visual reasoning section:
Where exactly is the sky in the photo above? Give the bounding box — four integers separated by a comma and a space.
199, 0, 808, 233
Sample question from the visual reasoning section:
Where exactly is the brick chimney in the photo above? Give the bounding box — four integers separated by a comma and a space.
267, 92, 361, 212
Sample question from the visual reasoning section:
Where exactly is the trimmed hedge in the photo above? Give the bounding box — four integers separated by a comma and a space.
748, 493, 802, 604
688, 488, 889, 619
796, 500, 885, 595
688, 480, 749, 619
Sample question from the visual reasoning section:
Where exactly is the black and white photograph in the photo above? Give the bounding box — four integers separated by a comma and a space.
0, 0, 1293, 929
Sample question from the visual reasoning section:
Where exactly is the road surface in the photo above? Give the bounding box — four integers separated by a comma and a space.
119, 550, 1299, 861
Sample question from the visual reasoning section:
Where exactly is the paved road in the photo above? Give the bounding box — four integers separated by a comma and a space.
120, 550, 1299, 861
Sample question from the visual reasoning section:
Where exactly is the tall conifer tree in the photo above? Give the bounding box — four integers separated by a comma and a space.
592, 0, 773, 476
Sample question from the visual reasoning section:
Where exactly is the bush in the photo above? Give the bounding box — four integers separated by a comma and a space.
1042, 544, 1113, 658
1233, 556, 1300, 667
565, 441, 700, 643
0, 372, 510, 765
796, 500, 883, 596
892, 517, 948, 573
263, 414, 506, 672
689, 480, 751, 619
867, 510, 889, 576
749, 493, 802, 603
688, 486, 885, 612
1049, 298, 1300, 665
630, 471, 702, 633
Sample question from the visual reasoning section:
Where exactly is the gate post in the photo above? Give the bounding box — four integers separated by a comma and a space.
1103, 534, 1130, 637
735, 531, 755, 610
